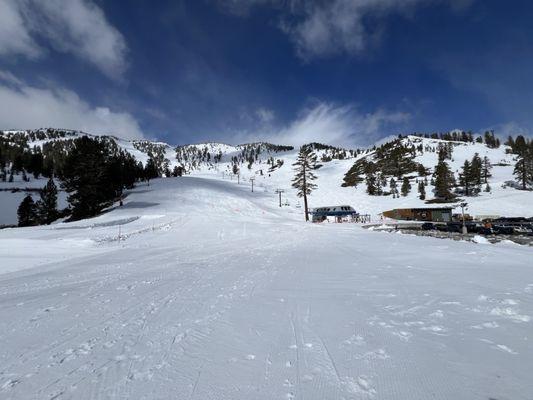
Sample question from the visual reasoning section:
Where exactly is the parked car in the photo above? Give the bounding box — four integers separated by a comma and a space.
465, 223, 480, 233
493, 225, 514, 235
446, 223, 462, 233
514, 225, 532, 235
421, 222, 435, 231
477, 227, 493, 235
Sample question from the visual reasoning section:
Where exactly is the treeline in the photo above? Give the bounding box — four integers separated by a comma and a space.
410, 130, 501, 147
303, 142, 360, 162
1, 136, 70, 181
343, 132, 533, 203
15, 136, 148, 225
1, 128, 78, 147
2, 132, 184, 226
175, 142, 294, 172
342, 138, 424, 191
133, 140, 173, 176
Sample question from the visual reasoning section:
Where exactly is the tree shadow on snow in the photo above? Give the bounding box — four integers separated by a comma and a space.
122, 201, 160, 209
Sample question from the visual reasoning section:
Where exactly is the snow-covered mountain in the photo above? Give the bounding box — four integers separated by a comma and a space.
163, 135, 531, 219
1, 128, 532, 227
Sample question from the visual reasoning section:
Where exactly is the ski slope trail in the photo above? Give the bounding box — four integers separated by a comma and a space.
0, 177, 532, 399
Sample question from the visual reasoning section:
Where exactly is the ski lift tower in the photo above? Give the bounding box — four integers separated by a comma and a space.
275, 189, 284, 207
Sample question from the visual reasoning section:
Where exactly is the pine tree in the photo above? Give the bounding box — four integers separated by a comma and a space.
144, 157, 159, 184
401, 177, 411, 197
17, 194, 38, 227
172, 165, 184, 177
389, 178, 398, 198
459, 160, 472, 196
418, 181, 426, 200
514, 151, 533, 190
470, 153, 482, 190
60, 137, 117, 221
481, 156, 492, 183
417, 164, 428, 176
433, 160, 455, 200
292, 146, 318, 221
29, 152, 43, 179
365, 169, 377, 196
37, 177, 58, 224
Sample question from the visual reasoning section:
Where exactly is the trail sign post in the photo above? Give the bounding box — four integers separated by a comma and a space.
275, 189, 284, 207
460, 202, 468, 234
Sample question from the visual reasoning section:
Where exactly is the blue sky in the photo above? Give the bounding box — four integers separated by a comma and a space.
0, 0, 532, 146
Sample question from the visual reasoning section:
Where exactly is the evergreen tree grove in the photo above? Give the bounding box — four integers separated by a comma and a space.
60, 136, 142, 221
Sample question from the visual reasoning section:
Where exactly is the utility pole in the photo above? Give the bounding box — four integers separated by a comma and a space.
460, 202, 468, 234
250, 177, 255, 192
275, 189, 284, 207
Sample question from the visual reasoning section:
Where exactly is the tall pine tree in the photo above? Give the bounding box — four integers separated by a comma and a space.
37, 177, 59, 224
481, 156, 492, 183
292, 146, 318, 221
433, 160, 455, 201
401, 177, 411, 197
17, 194, 38, 227
459, 160, 472, 196
514, 151, 533, 190
144, 156, 160, 184
418, 181, 426, 200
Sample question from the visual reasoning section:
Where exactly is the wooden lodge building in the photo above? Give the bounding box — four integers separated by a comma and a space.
382, 207, 453, 222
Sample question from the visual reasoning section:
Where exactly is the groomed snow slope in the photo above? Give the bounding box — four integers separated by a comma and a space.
0, 177, 532, 400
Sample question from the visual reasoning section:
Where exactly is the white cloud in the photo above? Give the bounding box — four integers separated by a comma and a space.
0, 71, 144, 139
0, 0, 127, 79
219, 0, 475, 60
236, 102, 410, 147
256, 107, 275, 123
0, 0, 41, 58
486, 122, 531, 139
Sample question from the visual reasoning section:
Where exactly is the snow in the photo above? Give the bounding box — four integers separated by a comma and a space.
0, 176, 532, 399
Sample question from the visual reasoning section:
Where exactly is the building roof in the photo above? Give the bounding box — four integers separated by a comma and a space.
386, 207, 453, 212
